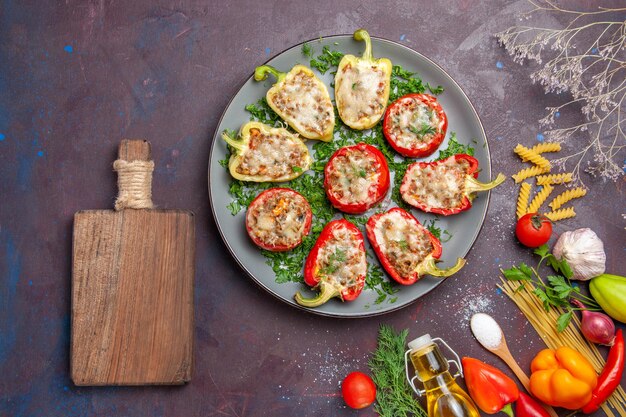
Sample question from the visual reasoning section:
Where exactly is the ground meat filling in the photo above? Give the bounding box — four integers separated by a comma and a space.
247, 191, 309, 248
272, 70, 333, 136
337, 62, 387, 122
328, 148, 381, 205
236, 128, 308, 178
405, 158, 469, 209
375, 212, 433, 278
388, 99, 441, 149
316, 226, 366, 290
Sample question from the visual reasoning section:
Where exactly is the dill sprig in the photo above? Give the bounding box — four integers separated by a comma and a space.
368, 325, 428, 417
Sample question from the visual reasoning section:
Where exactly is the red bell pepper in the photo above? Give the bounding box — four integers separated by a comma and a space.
400, 154, 505, 216
462, 357, 519, 416
245, 187, 312, 252
516, 392, 550, 417
365, 208, 465, 285
582, 328, 624, 413
294, 219, 367, 307
324, 143, 390, 214
383, 93, 448, 158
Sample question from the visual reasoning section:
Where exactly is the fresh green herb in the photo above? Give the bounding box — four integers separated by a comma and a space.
408, 124, 436, 136
245, 98, 283, 127
502, 244, 601, 331
343, 214, 369, 228
320, 249, 347, 275
352, 82, 358, 90
369, 325, 428, 417
292, 166, 303, 173
310, 46, 344, 74
435, 132, 475, 160
426, 83, 444, 95
389, 65, 426, 102
397, 240, 409, 250
423, 218, 453, 243
301, 42, 313, 58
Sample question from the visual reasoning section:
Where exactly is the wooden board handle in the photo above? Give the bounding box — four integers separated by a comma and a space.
113, 140, 155, 210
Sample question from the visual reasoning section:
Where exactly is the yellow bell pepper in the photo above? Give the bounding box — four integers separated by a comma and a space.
529, 347, 598, 410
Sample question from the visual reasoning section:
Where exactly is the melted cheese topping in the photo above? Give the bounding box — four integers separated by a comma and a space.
373, 211, 433, 278
327, 148, 382, 205
402, 158, 469, 209
237, 128, 308, 179
336, 61, 387, 124
272, 70, 334, 137
247, 191, 309, 248
388, 98, 441, 148
316, 225, 366, 290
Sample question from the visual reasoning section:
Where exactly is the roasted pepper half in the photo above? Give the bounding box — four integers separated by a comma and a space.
365, 208, 465, 285
400, 154, 505, 216
529, 346, 598, 410
324, 143, 390, 214
334, 29, 392, 130
222, 121, 312, 182
294, 219, 367, 307
383, 93, 448, 158
254, 64, 335, 141
462, 357, 519, 416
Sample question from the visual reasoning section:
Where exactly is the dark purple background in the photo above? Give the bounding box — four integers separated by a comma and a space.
1, 1, 624, 416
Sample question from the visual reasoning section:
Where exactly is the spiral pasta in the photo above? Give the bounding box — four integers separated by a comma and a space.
536, 173, 573, 185
530, 142, 561, 154
527, 185, 553, 213
548, 187, 587, 210
514, 144, 551, 170
512, 165, 550, 183
516, 182, 532, 219
544, 207, 576, 221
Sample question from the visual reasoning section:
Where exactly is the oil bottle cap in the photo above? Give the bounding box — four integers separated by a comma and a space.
408, 334, 432, 351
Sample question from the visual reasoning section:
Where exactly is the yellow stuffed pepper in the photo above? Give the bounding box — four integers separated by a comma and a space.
529, 346, 598, 410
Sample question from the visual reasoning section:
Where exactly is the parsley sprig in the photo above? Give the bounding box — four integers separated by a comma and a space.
502, 244, 601, 331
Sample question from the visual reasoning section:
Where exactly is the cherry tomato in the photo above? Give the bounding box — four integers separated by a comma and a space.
341, 371, 376, 409
515, 213, 552, 248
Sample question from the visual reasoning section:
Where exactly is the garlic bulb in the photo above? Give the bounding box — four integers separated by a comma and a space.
553, 228, 606, 281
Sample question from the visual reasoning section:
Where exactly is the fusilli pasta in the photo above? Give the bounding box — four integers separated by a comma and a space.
536, 173, 573, 185
512, 165, 550, 183
514, 144, 551, 170
544, 207, 576, 221
516, 182, 532, 219
549, 187, 587, 210
528, 185, 553, 213
530, 142, 561, 154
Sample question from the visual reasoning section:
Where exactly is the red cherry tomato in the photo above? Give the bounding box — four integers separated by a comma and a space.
341, 371, 376, 409
515, 213, 552, 247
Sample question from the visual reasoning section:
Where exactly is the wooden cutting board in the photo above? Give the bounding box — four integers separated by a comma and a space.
71, 139, 195, 386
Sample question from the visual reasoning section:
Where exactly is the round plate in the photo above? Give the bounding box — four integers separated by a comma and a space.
209, 34, 492, 318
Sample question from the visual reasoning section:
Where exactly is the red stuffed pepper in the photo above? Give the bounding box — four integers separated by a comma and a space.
382, 93, 448, 158
324, 143, 390, 214
294, 219, 367, 307
400, 154, 505, 216
246, 188, 312, 251
365, 208, 465, 285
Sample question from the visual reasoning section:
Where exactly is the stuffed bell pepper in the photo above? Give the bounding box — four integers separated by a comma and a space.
254, 64, 335, 141
400, 154, 505, 216
383, 93, 448, 158
222, 121, 312, 182
294, 219, 367, 307
334, 29, 392, 130
365, 208, 465, 285
246, 188, 312, 252
324, 143, 390, 214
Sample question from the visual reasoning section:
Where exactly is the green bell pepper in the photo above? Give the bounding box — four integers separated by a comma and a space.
590, 274, 626, 323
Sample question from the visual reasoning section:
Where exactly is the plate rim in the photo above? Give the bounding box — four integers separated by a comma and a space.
208, 33, 492, 318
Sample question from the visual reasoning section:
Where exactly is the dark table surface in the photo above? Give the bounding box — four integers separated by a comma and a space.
1, 0, 624, 416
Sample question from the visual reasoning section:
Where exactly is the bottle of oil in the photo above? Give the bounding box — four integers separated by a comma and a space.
405, 334, 480, 417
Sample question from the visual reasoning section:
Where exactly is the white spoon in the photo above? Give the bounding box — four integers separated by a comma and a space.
470, 313, 558, 417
